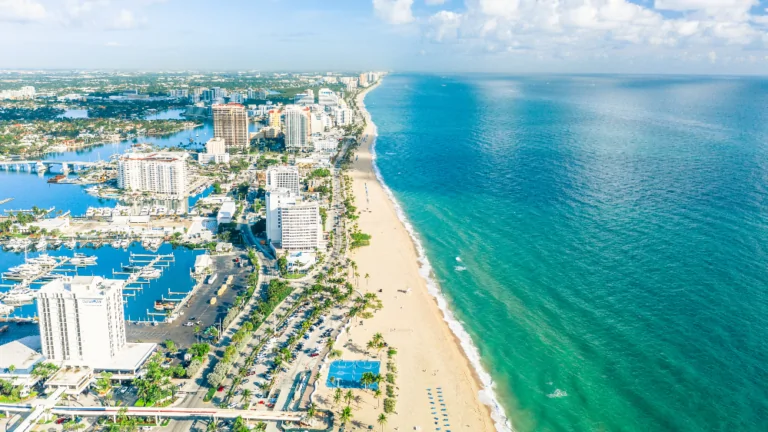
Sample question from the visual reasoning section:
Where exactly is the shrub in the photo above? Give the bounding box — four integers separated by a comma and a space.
383, 398, 396, 414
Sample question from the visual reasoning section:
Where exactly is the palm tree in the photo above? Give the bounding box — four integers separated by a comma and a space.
206, 419, 219, 432
374, 388, 383, 408
365, 273, 370, 284
377, 413, 388, 431
254, 422, 267, 432
307, 402, 317, 424
241, 389, 252, 407
340, 406, 353, 426
333, 388, 343, 406
344, 389, 354, 406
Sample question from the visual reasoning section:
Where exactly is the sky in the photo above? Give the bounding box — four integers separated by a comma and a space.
1, 0, 768, 74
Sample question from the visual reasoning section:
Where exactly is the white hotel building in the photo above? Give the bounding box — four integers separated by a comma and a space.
266, 165, 300, 195
265, 188, 322, 252
36, 277, 155, 375
117, 152, 188, 197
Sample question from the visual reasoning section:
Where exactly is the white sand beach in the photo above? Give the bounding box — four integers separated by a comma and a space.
315, 83, 498, 431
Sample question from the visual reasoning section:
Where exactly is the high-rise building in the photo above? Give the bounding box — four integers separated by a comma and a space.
265, 189, 322, 252
318, 88, 339, 106
268, 109, 282, 129
213, 103, 249, 149
117, 152, 188, 197
334, 107, 354, 126
37, 277, 127, 365
266, 165, 300, 194
285, 107, 311, 151
229, 92, 244, 104
359, 73, 369, 87
0, 86, 35, 100
266, 188, 297, 244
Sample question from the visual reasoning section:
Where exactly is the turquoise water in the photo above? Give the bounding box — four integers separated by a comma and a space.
366, 75, 768, 432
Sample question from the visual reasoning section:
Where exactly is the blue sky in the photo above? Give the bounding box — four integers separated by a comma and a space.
1, 0, 768, 74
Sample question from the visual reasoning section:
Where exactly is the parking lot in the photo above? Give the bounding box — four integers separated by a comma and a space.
126, 252, 255, 348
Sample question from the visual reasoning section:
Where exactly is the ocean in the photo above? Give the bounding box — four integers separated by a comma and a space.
366, 75, 768, 432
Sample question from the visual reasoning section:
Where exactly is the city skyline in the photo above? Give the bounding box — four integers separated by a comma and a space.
0, 0, 766, 74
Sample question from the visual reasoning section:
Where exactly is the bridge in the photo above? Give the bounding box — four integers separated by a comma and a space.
0, 402, 304, 432
0, 160, 102, 174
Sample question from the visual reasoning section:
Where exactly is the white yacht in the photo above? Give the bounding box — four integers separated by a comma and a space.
35, 238, 47, 251
70, 253, 97, 266
0, 302, 14, 315
111, 239, 122, 248
120, 239, 130, 248
64, 239, 77, 249
139, 268, 162, 279
28, 254, 57, 267
1, 288, 35, 305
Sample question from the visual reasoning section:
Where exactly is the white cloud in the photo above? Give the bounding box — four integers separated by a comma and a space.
425, 0, 448, 5
104, 41, 120, 46
412, 0, 768, 63
428, 10, 462, 41
373, 0, 414, 25
0, 0, 46, 23
107, 9, 144, 30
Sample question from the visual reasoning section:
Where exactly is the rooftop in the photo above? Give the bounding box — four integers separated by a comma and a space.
38, 276, 124, 297
93, 343, 157, 373
0, 336, 44, 372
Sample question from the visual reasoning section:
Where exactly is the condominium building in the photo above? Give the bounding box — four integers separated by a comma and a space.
266, 165, 300, 194
359, 73, 369, 87
334, 107, 354, 126
213, 103, 249, 149
285, 106, 311, 151
117, 152, 188, 197
268, 109, 282, 129
37, 277, 126, 365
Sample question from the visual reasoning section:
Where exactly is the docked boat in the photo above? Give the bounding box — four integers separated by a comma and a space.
27, 254, 57, 267
140, 206, 149, 216
86, 208, 95, 217
64, 239, 77, 249
47, 174, 66, 184
35, 238, 47, 251
70, 253, 97, 266
1, 288, 36, 305
139, 268, 162, 279
154, 300, 175, 311
120, 239, 130, 248
111, 240, 122, 248
0, 302, 13, 315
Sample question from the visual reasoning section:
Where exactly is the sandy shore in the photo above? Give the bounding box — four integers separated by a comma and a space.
314, 83, 499, 430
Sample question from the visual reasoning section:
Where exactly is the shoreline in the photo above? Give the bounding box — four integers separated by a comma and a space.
347, 81, 513, 431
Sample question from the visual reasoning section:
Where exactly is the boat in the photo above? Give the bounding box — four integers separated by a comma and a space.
122, 264, 142, 272
154, 300, 175, 311
139, 268, 162, 279
1, 288, 36, 305
140, 206, 149, 216
70, 253, 97, 266
111, 240, 122, 248
120, 239, 130, 248
27, 254, 57, 267
35, 238, 47, 251
0, 302, 14, 315
47, 174, 66, 184
64, 239, 77, 249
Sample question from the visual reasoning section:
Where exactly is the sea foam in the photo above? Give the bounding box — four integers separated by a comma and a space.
365, 105, 514, 432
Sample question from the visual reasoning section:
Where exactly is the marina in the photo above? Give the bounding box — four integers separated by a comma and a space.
0, 244, 203, 324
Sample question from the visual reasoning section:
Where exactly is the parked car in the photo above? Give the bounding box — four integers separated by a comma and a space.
217, 385, 225, 392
